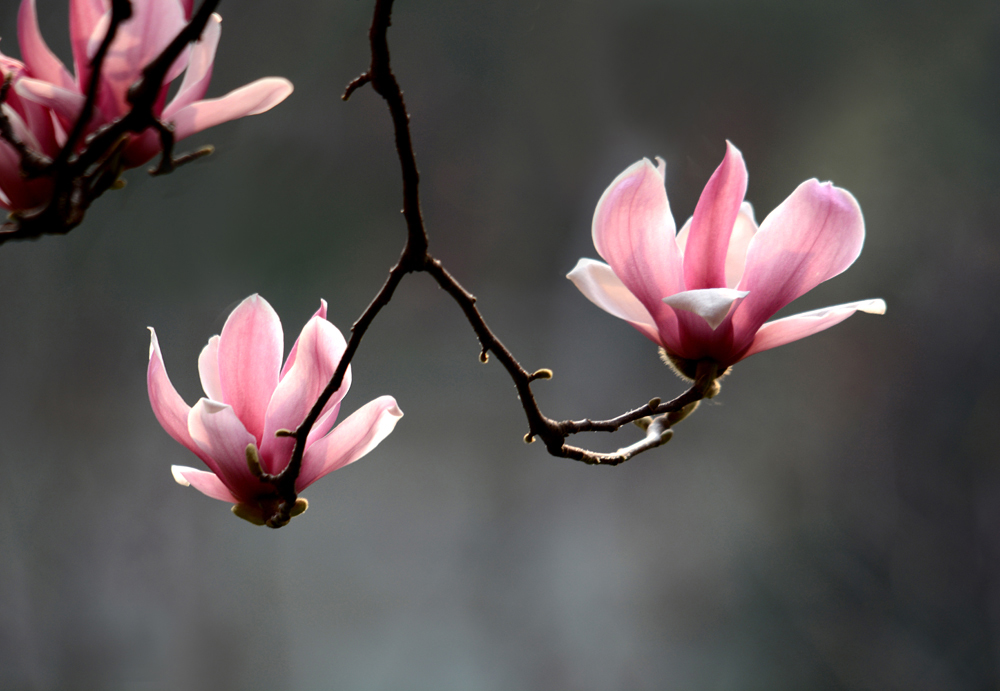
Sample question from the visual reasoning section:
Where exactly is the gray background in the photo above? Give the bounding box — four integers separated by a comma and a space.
1, 0, 998, 688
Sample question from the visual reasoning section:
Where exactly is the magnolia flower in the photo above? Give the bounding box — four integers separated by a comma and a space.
568, 142, 885, 378
148, 295, 403, 525
11, 0, 292, 169
0, 53, 58, 212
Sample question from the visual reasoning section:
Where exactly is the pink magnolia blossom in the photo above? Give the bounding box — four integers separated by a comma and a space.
10, 0, 292, 170
568, 142, 885, 378
0, 53, 58, 211
148, 295, 403, 525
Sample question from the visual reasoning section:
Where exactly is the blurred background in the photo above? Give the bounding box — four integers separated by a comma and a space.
0, 0, 998, 688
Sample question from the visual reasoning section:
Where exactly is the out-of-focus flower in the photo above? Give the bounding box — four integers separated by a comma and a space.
568, 142, 885, 378
0, 53, 58, 212
148, 295, 402, 525
11, 0, 292, 169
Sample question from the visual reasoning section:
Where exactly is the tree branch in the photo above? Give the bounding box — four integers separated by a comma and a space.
260, 0, 721, 527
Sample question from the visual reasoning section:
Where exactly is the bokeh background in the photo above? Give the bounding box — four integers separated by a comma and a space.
1, 0, 998, 688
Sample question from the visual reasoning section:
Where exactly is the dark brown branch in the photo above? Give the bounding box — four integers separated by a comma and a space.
261, 0, 722, 527
0, 0, 222, 244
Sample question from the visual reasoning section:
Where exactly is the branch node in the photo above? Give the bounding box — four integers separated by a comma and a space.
524, 432, 535, 444
529, 368, 553, 382
479, 349, 489, 364
343, 72, 372, 101
647, 397, 661, 410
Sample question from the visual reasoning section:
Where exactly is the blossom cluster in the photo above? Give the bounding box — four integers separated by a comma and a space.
0, 0, 292, 213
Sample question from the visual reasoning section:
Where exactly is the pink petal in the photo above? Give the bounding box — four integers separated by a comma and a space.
147, 327, 220, 474
171, 465, 238, 503
0, 57, 58, 155
297, 396, 403, 491
591, 158, 684, 345
168, 77, 293, 141
15, 78, 86, 126
187, 398, 265, 501
162, 13, 221, 120
259, 317, 351, 475
0, 136, 49, 211
217, 294, 284, 443
566, 258, 661, 345
662, 288, 748, 330
739, 298, 886, 361
119, 128, 161, 168
724, 202, 757, 289
17, 0, 76, 90
69, 0, 107, 88
733, 180, 865, 343
197, 335, 223, 401
675, 216, 692, 254
682, 142, 748, 291
92, 0, 187, 118
180, 0, 194, 18
0, 101, 38, 151
280, 300, 329, 379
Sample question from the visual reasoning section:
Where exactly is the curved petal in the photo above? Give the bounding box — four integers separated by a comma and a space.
734, 180, 865, 340
592, 158, 684, 345
724, 202, 758, 289
738, 298, 886, 361
17, 0, 76, 90
566, 258, 661, 344
217, 294, 283, 443
683, 142, 748, 290
187, 398, 264, 500
0, 101, 40, 161
259, 317, 351, 474
280, 299, 329, 379
15, 78, 85, 126
0, 57, 59, 155
168, 77, 294, 141
663, 288, 749, 330
171, 465, 238, 503
197, 335, 223, 401
147, 328, 218, 472
593, 159, 684, 305
120, 128, 162, 168
0, 137, 50, 212
675, 216, 692, 255
95, 0, 187, 117
162, 13, 221, 120
297, 397, 403, 491
69, 0, 107, 87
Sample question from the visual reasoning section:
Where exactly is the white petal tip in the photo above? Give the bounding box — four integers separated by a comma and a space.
859, 299, 886, 315
196, 397, 231, 414
663, 288, 749, 330
171, 465, 193, 486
